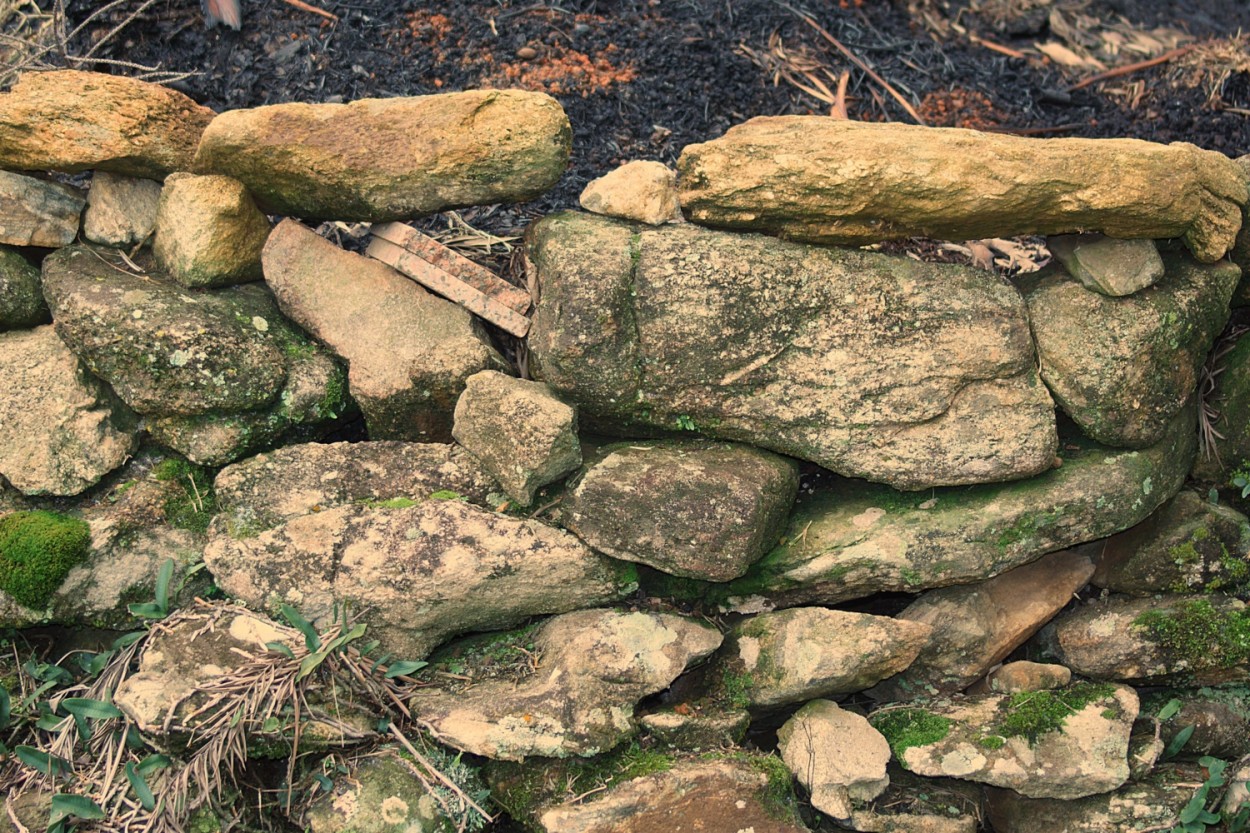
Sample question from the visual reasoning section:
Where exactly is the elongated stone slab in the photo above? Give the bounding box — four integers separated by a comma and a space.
527, 211, 1057, 490
678, 118, 1246, 263
0, 171, 84, 248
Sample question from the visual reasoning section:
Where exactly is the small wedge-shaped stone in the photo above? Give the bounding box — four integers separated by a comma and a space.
203, 501, 637, 659
0, 171, 84, 248
1047, 234, 1164, 297
214, 441, 499, 534
194, 90, 571, 220
410, 609, 721, 760
83, 172, 162, 248
564, 441, 798, 581
154, 173, 270, 288
720, 406, 1195, 610
870, 684, 1138, 799
1026, 251, 1238, 448
678, 118, 1246, 263
263, 219, 506, 441
713, 607, 930, 708
528, 212, 1057, 490
579, 160, 681, 225
453, 370, 581, 506
42, 247, 288, 416
0, 326, 138, 495
0, 247, 48, 330
778, 701, 890, 822
869, 550, 1095, 700
0, 70, 214, 179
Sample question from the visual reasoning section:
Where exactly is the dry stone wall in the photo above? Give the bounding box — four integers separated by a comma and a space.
1, 69, 1250, 833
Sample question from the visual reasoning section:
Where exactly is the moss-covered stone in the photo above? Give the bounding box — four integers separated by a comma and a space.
870, 708, 953, 763
0, 246, 48, 330
1134, 598, 1250, 670
0, 510, 92, 609
992, 682, 1119, 745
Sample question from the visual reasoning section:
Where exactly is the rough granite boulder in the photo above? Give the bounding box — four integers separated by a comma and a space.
0, 326, 138, 496
711, 607, 931, 708
527, 211, 1057, 491
870, 683, 1139, 799
214, 441, 499, 534
777, 700, 891, 822
0, 170, 85, 248
579, 160, 681, 225
203, 500, 637, 659
153, 173, 270, 288
83, 172, 162, 248
868, 549, 1095, 700
719, 405, 1195, 610
677, 118, 1246, 263
410, 609, 722, 760
1025, 251, 1239, 448
563, 441, 798, 581
193, 90, 570, 221
0, 247, 48, 330
452, 370, 581, 506
263, 219, 506, 441
0, 70, 214, 179
1046, 234, 1165, 297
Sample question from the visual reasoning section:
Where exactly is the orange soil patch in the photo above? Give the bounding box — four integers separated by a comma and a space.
917, 88, 1004, 129
479, 44, 637, 96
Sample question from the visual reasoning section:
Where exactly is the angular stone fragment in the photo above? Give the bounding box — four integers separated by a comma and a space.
203, 500, 636, 659
976, 662, 1072, 695
869, 550, 1095, 700
83, 172, 161, 247
0, 247, 48, 330
0, 70, 214, 179
1036, 594, 1250, 685
870, 683, 1138, 799
0, 326, 138, 496
721, 406, 1195, 610
214, 441, 499, 534
263, 219, 505, 441
410, 609, 721, 760
42, 247, 289, 416
1025, 251, 1238, 448
1095, 489, 1250, 596
1193, 330, 1250, 482
579, 160, 681, 225
678, 118, 1246, 263
0, 171, 84, 248
193, 90, 571, 221
778, 700, 890, 822
453, 370, 580, 505
528, 212, 1057, 490
564, 441, 798, 581
638, 708, 750, 749
1047, 234, 1165, 296
153, 173, 270, 288
714, 607, 931, 708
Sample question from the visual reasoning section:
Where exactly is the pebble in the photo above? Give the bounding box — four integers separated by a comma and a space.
516, 46, 537, 60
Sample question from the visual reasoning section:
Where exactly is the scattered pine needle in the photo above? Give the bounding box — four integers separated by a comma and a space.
278, 0, 337, 22
1067, 45, 1193, 91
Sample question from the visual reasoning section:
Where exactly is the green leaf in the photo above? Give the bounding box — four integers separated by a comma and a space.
297, 651, 330, 681
125, 762, 157, 810
322, 623, 368, 654
36, 714, 69, 731
112, 630, 146, 649
154, 558, 175, 612
384, 660, 428, 679
279, 604, 321, 652
261, 716, 281, 733
1165, 724, 1196, 759
1179, 791, 1210, 824
49, 794, 106, 823
24, 660, 71, 684
127, 602, 168, 620
312, 773, 334, 791
136, 754, 172, 776
266, 641, 295, 659
0, 685, 10, 730
1156, 698, 1182, 721
62, 698, 123, 721
15, 746, 71, 776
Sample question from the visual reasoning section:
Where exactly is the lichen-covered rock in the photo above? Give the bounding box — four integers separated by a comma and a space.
0, 247, 48, 330
1025, 251, 1238, 447
0, 170, 85, 248
452, 370, 580, 506
1047, 234, 1165, 297
1036, 594, 1250, 685
41, 247, 289, 416
869, 683, 1138, 799
869, 550, 1095, 700
528, 211, 1057, 491
975, 662, 1072, 695
203, 500, 636, 659
778, 700, 890, 822
263, 219, 506, 441
677, 117, 1246, 263
83, 172, 161, 248
1095, 489, 1250, 596
563, 441, 798, 581
193, 90, 570, 221
712, 607, 931, 708
153, 173, 270, 288
0, 70, 214, 179
579, 160, 681, 225
1193, 329, 1250, 483
410, 609, 722, 760
720, 405, 1194, 610
0, 326, 138, 496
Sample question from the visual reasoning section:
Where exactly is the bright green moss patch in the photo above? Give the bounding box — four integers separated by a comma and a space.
870, 707, 952, 763
0, 510, 92, 609
993, 682, 1118, 745
978, 735, 1006, 749
1134, 598, 1250, 668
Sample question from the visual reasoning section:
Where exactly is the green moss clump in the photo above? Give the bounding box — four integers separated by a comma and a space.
361, 496, 419, 509
153, 457, 217, 534
718, 667, 756, 709
1134, 598, 1250, 669
869, 708, 952, 764
993, 682, 1118, 745
0, 510, 92, 609
978, 735, 1006, 749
